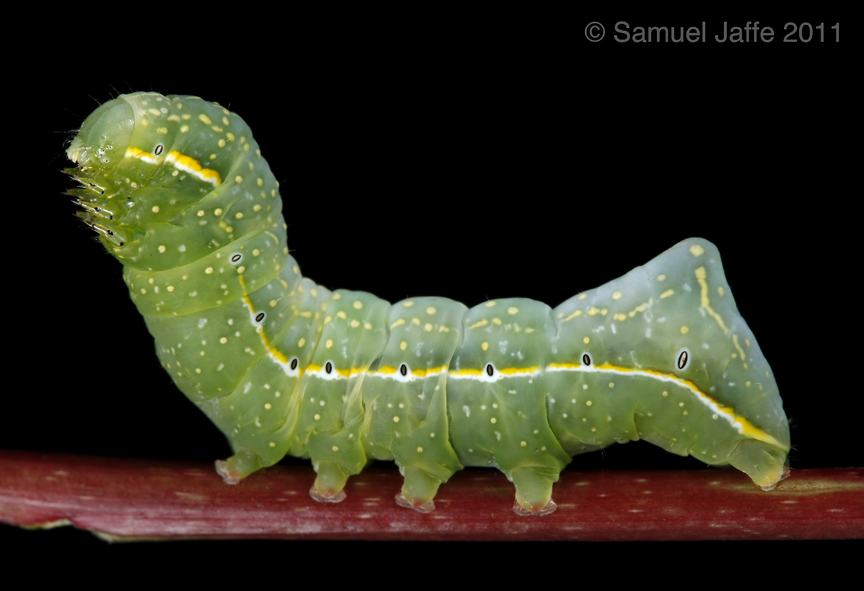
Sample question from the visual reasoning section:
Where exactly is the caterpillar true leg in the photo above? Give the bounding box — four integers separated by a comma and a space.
66, 92, 790, 515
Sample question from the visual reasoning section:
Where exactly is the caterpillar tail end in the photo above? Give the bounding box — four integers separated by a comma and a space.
728, 439, 791, 491
214, 449, 264, 484
309, 460, 349, 503
759, 464, 791, 491
510, 467, 559, 516
394, 467, 441, 513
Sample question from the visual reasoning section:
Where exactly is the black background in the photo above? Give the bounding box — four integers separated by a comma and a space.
5, 8, 859, 576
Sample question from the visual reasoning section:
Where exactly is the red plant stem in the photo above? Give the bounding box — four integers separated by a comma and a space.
1, 450, 860, 541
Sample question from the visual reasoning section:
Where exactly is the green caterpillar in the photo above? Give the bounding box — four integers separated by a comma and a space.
66, 92, 790, 515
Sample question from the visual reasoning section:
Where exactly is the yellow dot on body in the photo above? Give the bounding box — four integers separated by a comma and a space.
337, 311, 347, 319
353, 301, 363, 309
393, 416, 400, 423
253, 204, 262, 212
657, 274, 666, 281
325, 339, 333, 348
198, 114, 212, 125
234, 176, 243, 184
689, 244, 705, 256
586, 400, 593, 406
220, 337, 228, 344
298, 338, 306, 347
426, 306, 436, 315
214, 208, 223, 216
314, 414, 321, 421
507, 306, 519, 315
481, 342, 489, 351
351, 319, 360, 328
269, 300, 278, 308
167, 286, 174, 292
403, 301, 414, 307
485, 301, 497, 307
490, 417, 497, 424
332, 446, 339, 452
265, 403, 272, 410
237, 266, 245, 274
417, 446, 423, 453
180, 125, 189, 133
205, 267, 213, 274
218, 139, 226, 148
492, 318, 502, 325
583, 337, 590, 344
718, 286, 725, 296
269, 442, 276, 448
424, 323, 433, 331
578, 294, 588, 300
257, 178, 264, 186
400, 341, 408, 351
681, 325, 689, 334
235, 212, 243, 219
520, 441, 527, 447
608, 383, 615, 388
158, 245, 166, 253
195, 368, 201, 374
197, 210, 205, 217
612, 291, 622, 300
253, 249, 260, 256
662, 391, 668, 397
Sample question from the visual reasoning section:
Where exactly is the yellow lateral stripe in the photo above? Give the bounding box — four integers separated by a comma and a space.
124, 146, 222, 185
695, 266, 729, 334
241, 293, 289, 365
371, 365, 449, 377
124, 146, 160, 165
451, 368, 483, 377
306, 364, 351, 378
239, 275, 290, 365
498, 365, 541, 375
167, 150, 221, 185
591, 362, 787, 451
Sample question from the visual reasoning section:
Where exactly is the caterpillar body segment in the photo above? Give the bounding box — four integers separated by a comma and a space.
66, 92, 790, 515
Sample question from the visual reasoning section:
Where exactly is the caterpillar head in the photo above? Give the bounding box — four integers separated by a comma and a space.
67, 93, 275, 274
66, 92, 240, 267
67, 97, 135, 173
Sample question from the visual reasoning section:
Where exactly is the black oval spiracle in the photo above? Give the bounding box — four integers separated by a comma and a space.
677, 350, 689, 370
255, 312, 265, 323
486, 363, 494, 377
290, 358, 298, 370
582, 353, 592, 367
400, 363, 407, 376
154, 144, 163, 155
325, 361, 333, 374
231, 254, 242, 263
